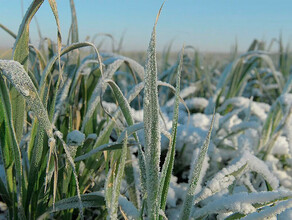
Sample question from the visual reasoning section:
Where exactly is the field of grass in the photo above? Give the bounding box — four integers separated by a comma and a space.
1, 1, 292, 220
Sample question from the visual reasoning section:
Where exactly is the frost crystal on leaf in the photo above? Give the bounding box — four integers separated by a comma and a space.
66, 130, 85, 146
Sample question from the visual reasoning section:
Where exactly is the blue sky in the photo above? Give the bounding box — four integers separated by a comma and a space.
0, 0, 292, 52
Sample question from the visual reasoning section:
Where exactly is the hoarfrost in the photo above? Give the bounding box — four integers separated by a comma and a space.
195, 150, 279, 203
167, 175, 187, 208
273, 169, 292, 189
193, 190, 292, 219
271, 136, 289, 156
246, 151, 279, 189
185, 113, 210, 129
242, 199, 292, 220
184, 97, 208, 112
66, 130, 85, 146
106, 195, 139, 220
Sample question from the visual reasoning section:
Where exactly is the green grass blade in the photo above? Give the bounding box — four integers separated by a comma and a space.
0, 177, 11, 207
48, 0, 62, 88
0, 60, 57, 216
48, 192, 105, 212
124, 150, 140, 209
104, 79, 142, 207
74, 142, 126, 162
0, 75, 25, 218
12, 0, 44, 144
0, 79, 14, 213
27, 112, 40, 161
25, 125, 45, 214
180, 112, 215, 220
109, 133, 128, 219
54, 131, 84, 218
159, 47, 184, 216
28, 44, 47, 74
0, 89, 13, 170
117, 122, 144, 143
105, 161, 114, 213
108, 80, 147, 197
9, 88, 25, 144
39, 42, 102, 100
105, 79, 135, 126
13, 0, 44, 69
143, 4, 164, 218
258, 100, 282, 151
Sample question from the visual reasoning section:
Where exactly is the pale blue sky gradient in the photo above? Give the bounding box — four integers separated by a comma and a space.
0, 0, 292, 52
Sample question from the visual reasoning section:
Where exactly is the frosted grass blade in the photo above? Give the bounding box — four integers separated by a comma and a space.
159, 47, 184, 216
157, 81, 190, 117
28, 44, 47, 73
91, 80, 147, 195
48, 0, 62, 59
48, 0, 62, 84
117, 122, 144, 143
9, 88, 25, 144
69, 0, 79, 43
105, 79, 142, 207
25, 124, 45, 212
0, 75, 24, 218
52, 74, 74, 124
105, 79, 134, 126
81, 59, 124, 131
39, 42, 102, 97
12, 0, 44, 144
109, 133, 128, 219
47, 192, 105, 212
180, 112, 215, 220
54, 131, 84, 219
74, 142, 125, 162
0, 60, 53, 137
13, 0, 44, 69
143, 4, 164, 218
0, 80, 14, 171
68, 59, 100, 98
0, 60, 54, 216
101, 52, 145, 80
